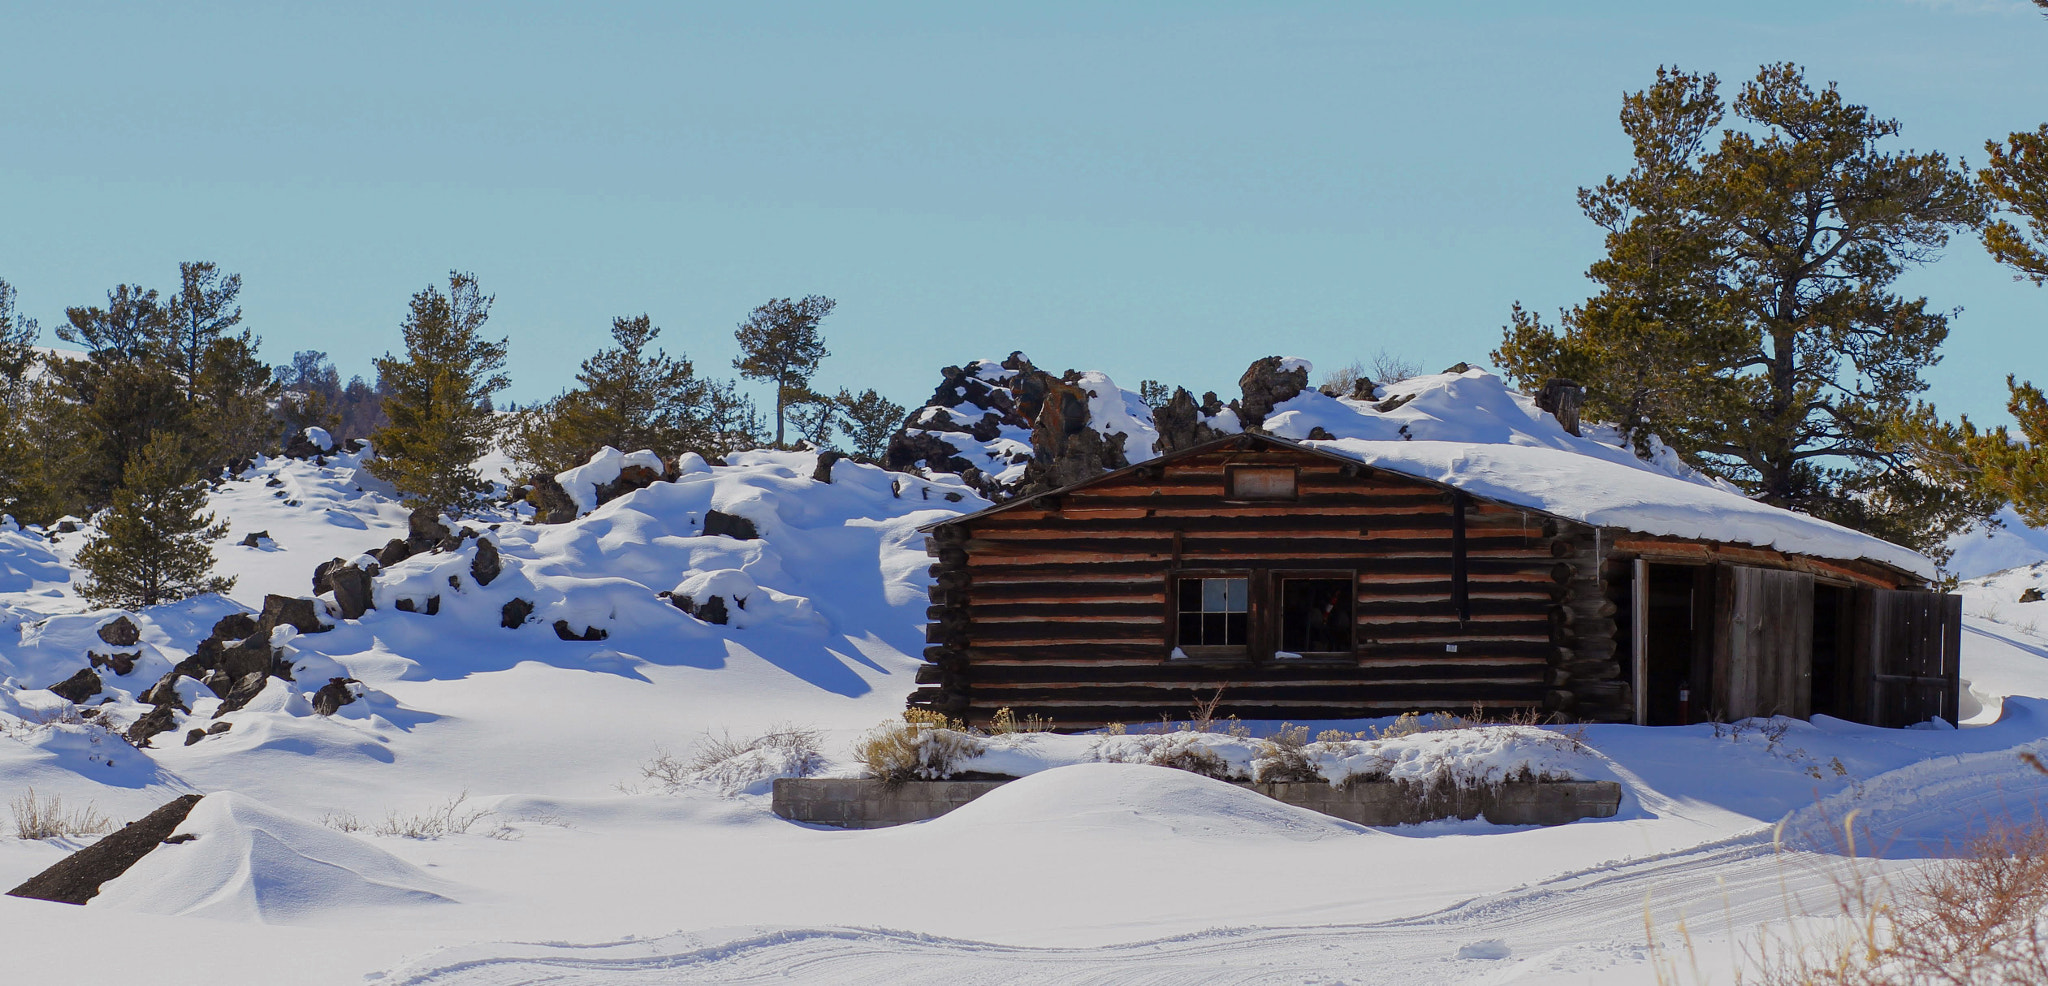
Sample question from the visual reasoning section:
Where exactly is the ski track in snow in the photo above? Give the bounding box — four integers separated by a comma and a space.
384, 841, 1807, 985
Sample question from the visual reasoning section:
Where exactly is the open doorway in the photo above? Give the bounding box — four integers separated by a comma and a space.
1810, 582, 1853, 720
1637, 563, 1706, 725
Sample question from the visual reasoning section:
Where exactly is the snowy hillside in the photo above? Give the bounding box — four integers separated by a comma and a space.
2, 368, 2047, 985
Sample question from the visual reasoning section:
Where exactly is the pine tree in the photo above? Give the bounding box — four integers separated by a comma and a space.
733, 295, 834, 448
509, 314, 713, 472
699, 378, 765, 462
0, 279, 41, 519
835, 387, 906, 462
1493, 64, 1991, 555
1918, 124, 2048, 526
274, 350, 344, 440
1137, 380, 1172, 408
74, 432, 233, 608
367, 271, 509, 515
786, 397, 838, 449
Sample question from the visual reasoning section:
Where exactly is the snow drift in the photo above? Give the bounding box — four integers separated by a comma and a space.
90, 792, 456, 921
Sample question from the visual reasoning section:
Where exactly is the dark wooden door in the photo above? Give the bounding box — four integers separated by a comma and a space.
1853, 589, 1963, 728
1712, 565, 1814, 720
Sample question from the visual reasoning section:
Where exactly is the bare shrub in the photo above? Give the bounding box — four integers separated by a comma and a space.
1189, 689, 1227, 733
374, 791, 497, 839
320, 809, 364, 833
9, 787, 114, 840
1253, 724, 1324, 783
986, 708, 1054, 736
1370, 348, 1421, 385
1091, 732, 1241, 780
853, 710, 987, 782
676, 724, 827, 795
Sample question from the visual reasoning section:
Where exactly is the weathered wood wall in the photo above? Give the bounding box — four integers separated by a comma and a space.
912, 441, 1637, 727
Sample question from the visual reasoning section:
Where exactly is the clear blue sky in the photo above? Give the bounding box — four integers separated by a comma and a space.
2, 1, 2043, 424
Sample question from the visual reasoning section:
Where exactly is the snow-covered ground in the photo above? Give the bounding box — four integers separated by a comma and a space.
4, 371, 2048, 984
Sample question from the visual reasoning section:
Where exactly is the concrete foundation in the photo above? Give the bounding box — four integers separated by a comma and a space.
772, 776, 1622, 829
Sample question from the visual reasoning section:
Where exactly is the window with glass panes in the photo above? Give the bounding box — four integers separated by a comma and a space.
1177, 576, 1249, 648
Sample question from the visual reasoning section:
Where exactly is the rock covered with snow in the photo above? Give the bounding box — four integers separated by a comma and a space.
553, 446, 668, 516
90, 792, 456, 921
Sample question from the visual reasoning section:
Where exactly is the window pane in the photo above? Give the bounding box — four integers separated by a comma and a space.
1280, 578, 1353, 652
1179, 578, 1201, 612
1225, 612, 1248, 645
1203, 612, 1226, 644
1221, 577, 1248, 613
1202, 577, 1228, 613
1178, 613, 1203, 646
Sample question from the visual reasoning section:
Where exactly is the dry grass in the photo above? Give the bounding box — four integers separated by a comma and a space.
1253, 723, 1323, 783
853, 710, 987, 782
1713, 819, 2048, 985
986, 707, 1055, 736
9, 787, 115, 840
374, 791, 504, 839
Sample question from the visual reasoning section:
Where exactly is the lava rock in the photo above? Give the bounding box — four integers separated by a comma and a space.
311, 677, 360, 716
213, 673, 269, 717
210, 612, 260, 644
6, 794, 206, 905
329, 565, 375, 620
258, 594, 328, 636
2022, 587, 2044, 603
524, 473, 581, 525
96, 615, 140, 647
184, 728, 207, 746
501, 597, 534, 629
812, 450, 846, 483
675, 594, 730, 626
125, 704, 179, 746
471, 538, 501, 586
378, 538, 412, 566
47, 668, 103, 704
703, 510, 758, 540
552, 620, 609, 641
408, 505, 451, 544
1151, 387, 1229, 455
139, 671, 191, 711
1235, 356, 1310, 431
88, 652, 138, 676
239, 530, 271, 548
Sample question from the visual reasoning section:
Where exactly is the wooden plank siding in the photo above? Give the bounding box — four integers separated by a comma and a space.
913, 443, 1613, 728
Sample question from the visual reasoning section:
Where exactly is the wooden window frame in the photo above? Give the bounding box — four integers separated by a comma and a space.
1167, 567, 1360, 664
1268, 568, 1359, 662
1168, 569, 1255, 663
1224, 465, 1299, 502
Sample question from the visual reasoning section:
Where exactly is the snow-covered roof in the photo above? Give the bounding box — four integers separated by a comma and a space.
935, 365, 1935, 580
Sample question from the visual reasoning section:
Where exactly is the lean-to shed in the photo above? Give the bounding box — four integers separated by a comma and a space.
911, 426, 1960, 730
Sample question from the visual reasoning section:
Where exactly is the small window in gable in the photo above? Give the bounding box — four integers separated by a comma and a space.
1228, 466, 1297, 500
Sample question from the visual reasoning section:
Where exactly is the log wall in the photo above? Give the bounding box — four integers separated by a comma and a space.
911, 442, 1635, 727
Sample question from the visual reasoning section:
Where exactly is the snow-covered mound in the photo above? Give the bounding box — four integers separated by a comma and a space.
912, 763, 1367, 842
363, 449, 981, 645
90, 792, 455, 921
1948, 507, 2048, 579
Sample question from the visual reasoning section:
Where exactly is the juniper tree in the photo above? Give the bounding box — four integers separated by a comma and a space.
835, 387, 905, 462
733, 295, 833, 448
368, 271, 509, 515
1494, 63, 1991, 554
74, 432, 234, 609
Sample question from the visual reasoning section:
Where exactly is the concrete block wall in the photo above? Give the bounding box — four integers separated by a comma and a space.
772, 776, 1622, 829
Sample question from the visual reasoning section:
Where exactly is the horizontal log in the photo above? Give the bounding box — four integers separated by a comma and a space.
965, 662, 1548, 686
1356, 598, 1548, 618
967, 600, 1165, 620
969, 515, 1539, 537
958, 684, 1548, 705
969, 624, 1164, 644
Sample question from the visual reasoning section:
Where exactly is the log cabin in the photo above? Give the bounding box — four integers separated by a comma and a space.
911, 432, 1960, 730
